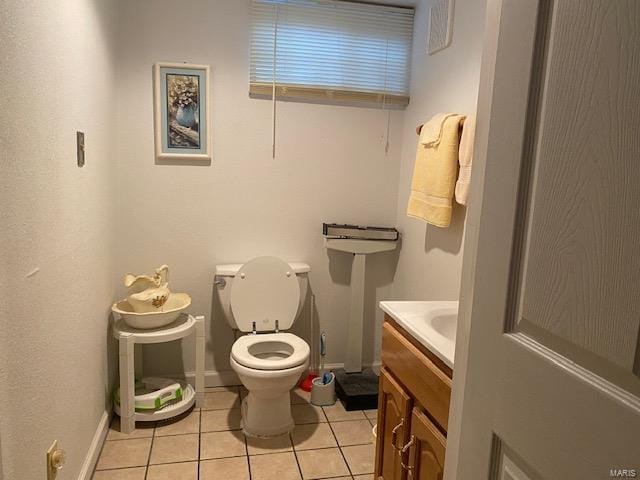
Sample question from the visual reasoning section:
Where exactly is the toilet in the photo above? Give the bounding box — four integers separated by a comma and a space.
215, 256, 310, 437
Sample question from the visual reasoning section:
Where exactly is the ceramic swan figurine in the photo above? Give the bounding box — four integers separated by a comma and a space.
124, 265, 172, 313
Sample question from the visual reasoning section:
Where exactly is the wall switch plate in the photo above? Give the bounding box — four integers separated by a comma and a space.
77, 131, 85, 167
46, 440, 65, 480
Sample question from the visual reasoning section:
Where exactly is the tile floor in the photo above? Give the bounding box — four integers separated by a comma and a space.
93, 386, 378, 480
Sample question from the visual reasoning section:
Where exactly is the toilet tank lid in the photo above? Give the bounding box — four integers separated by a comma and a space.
216, 262, 310, 276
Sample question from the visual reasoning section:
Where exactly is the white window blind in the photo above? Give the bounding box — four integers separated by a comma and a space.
250, 0, 414, 107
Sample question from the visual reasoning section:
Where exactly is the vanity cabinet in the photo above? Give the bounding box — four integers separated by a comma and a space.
375, 317, 452, 480
405, 408, 447, 480
377, 369, 412, 480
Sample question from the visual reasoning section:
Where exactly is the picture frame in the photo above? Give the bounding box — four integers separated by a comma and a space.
153, 63, 211, 160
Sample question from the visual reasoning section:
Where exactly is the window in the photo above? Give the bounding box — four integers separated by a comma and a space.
250, 0, 415, 108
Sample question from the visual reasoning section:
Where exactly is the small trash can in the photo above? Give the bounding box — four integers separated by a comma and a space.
310, 372, 336, 406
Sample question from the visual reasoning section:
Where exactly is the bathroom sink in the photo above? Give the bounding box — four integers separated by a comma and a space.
379, 301, 459, 368
430, 310, 457, 342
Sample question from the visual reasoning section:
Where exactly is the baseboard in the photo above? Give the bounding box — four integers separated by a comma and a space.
77, 410, 111, 480
163, 369, 241, 388
322, 361, 381, 374
168, 361, 382, 388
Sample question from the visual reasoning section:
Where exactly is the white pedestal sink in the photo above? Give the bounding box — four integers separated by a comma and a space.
324, 238, 398, 373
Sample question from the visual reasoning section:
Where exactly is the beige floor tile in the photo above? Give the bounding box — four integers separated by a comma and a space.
155, 409, 200, 436
147, 461, 198, 479
296, 447, 350, 479
322, 402, 366, 422
200, 430, 246, 459
353, 475, 374, 480
330, 419, 374, 446
291, 423, 337, 450
291, 388, 311, 404
342, 444, 375, 475
106, 418, 154, 441
203, 390, 241, 410
200, 456, 250, 480
363, 409, 377, 421
149, 433, 199, 464
246, 432, 292, 455
249, 452, 301, 480
201, 408, 241, 432
96, 438, 151, 470
92, 467, 146, 480
292, 404, 327, 424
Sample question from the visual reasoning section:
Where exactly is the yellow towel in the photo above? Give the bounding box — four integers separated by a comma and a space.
419, 112, 457, 147
407, 113, 465, 227
455, 115, 475, 205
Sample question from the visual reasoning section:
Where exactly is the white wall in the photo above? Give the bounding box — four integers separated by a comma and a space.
391, 0, 486, 301
113, 0, 487, 382
114, 0, 404, 381
389, 0, 487, 475
0, 0, 486, 474
0, 0, 118, 478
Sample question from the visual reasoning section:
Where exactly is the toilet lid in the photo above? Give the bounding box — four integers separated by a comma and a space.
230, 256, 300, 333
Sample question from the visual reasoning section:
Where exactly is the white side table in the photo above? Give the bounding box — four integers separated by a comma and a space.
112, 314, 205, 434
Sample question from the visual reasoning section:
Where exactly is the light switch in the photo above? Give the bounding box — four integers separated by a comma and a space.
77, 131, 85, 167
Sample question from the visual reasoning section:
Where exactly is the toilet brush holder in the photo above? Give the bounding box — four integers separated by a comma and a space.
311, 373, 336, 406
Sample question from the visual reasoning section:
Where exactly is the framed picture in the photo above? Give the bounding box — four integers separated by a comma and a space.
153, 63, 211, 160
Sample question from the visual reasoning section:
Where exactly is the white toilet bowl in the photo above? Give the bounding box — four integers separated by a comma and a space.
215, 257, 311, 437
230, 333, 309, 436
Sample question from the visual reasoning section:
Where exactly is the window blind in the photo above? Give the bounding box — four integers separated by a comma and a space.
250, 0, 415, 107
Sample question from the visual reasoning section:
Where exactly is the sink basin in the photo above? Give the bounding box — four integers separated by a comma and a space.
379, 301, 459, 368
112, 293, 191, 329
430, 309, 457, 342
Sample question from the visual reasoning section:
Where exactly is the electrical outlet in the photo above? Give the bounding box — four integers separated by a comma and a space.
46, 440, 66, 480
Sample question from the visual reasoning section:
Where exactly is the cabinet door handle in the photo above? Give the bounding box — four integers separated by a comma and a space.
399, 435, 415, 472
391, 419, 404, 451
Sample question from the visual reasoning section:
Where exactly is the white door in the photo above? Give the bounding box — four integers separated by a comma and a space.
450, 0, 640, 478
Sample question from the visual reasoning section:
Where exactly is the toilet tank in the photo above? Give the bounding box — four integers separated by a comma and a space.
214, 261, 310, 330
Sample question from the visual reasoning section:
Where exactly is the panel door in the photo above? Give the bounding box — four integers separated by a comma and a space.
452, 0, 640, 478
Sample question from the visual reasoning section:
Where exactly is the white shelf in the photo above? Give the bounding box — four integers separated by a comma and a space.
113, 313, 205, 433
113, 314, 196, 344
114, 384, 196, 422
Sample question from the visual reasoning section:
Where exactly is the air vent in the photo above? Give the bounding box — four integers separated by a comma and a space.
428, 0, 454, 55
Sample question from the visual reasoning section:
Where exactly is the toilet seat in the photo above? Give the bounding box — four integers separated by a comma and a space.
231, 333, 309, 371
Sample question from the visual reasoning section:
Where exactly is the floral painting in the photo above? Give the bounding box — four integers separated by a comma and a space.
166, 74, 200, 148
154, 63, 210, 160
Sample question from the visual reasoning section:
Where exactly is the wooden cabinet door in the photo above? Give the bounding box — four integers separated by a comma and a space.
375, 368, 412, 480
405, 408, 446, 480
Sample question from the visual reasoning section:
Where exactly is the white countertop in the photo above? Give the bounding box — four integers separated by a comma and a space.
379, 301, 459, 368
